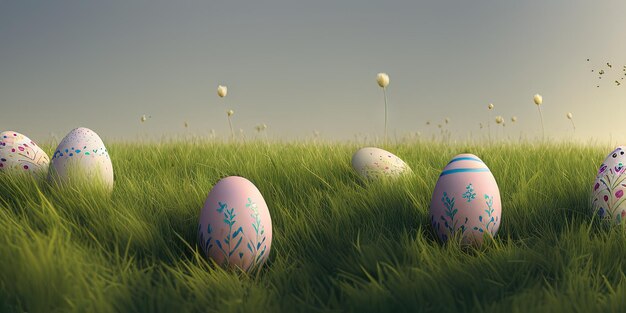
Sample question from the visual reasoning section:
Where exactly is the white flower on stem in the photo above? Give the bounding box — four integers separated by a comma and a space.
495, 116, 503, 124
226, 110, 235, 139
511, 116, 517, 123
567, 112, 576, 131
487, 103, 494, 143
376, 72, 390, 144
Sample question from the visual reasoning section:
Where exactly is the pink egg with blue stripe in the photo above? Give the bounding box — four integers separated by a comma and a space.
429, 153, 501, 246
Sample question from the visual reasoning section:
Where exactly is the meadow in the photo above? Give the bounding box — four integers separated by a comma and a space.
1, 140, 626, 313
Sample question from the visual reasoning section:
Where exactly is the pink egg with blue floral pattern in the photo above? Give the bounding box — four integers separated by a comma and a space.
48, 127, 114, 190
198, 176, 272, 272
591, 146, 626, 223
429, 153, 501, 246
0, 131, 50, 176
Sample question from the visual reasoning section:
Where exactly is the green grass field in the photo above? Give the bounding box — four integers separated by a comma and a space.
1, 141, 626, 313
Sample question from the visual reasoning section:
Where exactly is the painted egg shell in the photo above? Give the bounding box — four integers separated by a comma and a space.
48, 127, 114, 190
0, 131, 50, 176
351, 147, 411, 179
429, 153, 501, 246
198, 176, 272, 271
591, 146, 626, 223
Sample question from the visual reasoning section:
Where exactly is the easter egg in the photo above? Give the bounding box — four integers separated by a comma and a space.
591, 146, 626, 223
198, 176, 272, 271
0, 131, 50, 176
48, 127, 114, 190
429, 153, 501, 246
351, 147, 411, 179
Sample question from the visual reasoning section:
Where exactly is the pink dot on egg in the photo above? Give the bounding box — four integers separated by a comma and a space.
23, 165, 28, 170
594, 183, 600, 191
604, 195, 609, 202
11, 149, 15, 152
616, 190, 624, 198
18, 146, 24, 151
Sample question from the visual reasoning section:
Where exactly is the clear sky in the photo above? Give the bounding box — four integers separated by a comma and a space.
1, 0, 626, 142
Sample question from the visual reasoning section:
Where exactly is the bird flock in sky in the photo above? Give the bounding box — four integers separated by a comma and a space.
588, 58, 625, 88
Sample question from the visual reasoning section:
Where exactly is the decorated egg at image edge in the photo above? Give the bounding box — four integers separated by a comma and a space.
198, 176, 272, 271
351, 147, 412, 179
429, 153, 501, 246
48, 127, 114, 189
592, 146, 626, 222
0, 131, 50, 175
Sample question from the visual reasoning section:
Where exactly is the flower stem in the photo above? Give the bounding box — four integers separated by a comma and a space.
383, 87, 388, 146
571, 119, 576, 132
488, 111, 492, 144
538, 106, 545, 141
227, 114, 234, 140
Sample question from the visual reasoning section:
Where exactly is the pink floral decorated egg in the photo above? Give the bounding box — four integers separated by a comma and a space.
351, 147, 411, 179
48, 127, 114, 190
0, 131, 50, 176
591, 146, 626, 223
429, 153, 501, 246
198, 176, 272, 272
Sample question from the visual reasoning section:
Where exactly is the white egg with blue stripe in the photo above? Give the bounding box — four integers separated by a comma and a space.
429, 153, 501, 246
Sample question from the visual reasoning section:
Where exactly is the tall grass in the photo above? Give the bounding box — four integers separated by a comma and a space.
1, 141, 625, 312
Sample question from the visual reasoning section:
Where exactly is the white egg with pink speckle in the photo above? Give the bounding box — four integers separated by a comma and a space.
198, 176, 272, 272
429, 153, 501, 246
351, 147, 411, 179
591, 146, 626, 223
48, 127, 114, 190
0, 131, 50, 176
